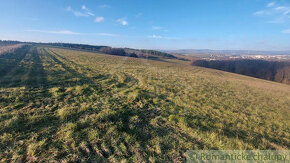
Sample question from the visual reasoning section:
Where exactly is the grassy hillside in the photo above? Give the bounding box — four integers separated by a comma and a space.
0, 46, 289, 162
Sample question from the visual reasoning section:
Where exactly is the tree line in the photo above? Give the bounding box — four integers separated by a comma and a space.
192, 59, 290, 84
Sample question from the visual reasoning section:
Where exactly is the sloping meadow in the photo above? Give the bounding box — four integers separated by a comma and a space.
0, 46, 289, 162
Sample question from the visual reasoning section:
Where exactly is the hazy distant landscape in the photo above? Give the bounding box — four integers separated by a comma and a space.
164, 49, 290, 56
163, 48, 290, 84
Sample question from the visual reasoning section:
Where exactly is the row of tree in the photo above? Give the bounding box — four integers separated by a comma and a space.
0, 40, 21, 46
41, 43, 178, 59
192, 59, 290, 84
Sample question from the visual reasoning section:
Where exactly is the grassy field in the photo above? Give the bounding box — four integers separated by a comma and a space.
0, 46, 289, 162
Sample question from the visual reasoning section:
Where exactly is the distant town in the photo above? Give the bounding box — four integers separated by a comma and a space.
201, 54, 290, 61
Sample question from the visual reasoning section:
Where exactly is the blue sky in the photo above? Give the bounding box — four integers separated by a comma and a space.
1, 0, 290, 50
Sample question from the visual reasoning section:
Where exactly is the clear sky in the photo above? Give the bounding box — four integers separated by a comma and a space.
1, 0, 290, 50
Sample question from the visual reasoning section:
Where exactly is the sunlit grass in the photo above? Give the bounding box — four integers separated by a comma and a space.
0, 46, 289, 162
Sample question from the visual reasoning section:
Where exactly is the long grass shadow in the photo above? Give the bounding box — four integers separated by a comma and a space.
0, 46, 49, 89
43, 48, 103, 89
0, 46, 30, 78
25, 47, 48, 88
0, 46, 29, 86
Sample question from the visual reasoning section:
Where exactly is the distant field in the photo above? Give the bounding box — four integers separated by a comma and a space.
0, 46, 289, 162
0, 44, 23, 55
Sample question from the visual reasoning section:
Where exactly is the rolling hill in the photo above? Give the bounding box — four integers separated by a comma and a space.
0, 45, 289, 162
35, 42, 180, 60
